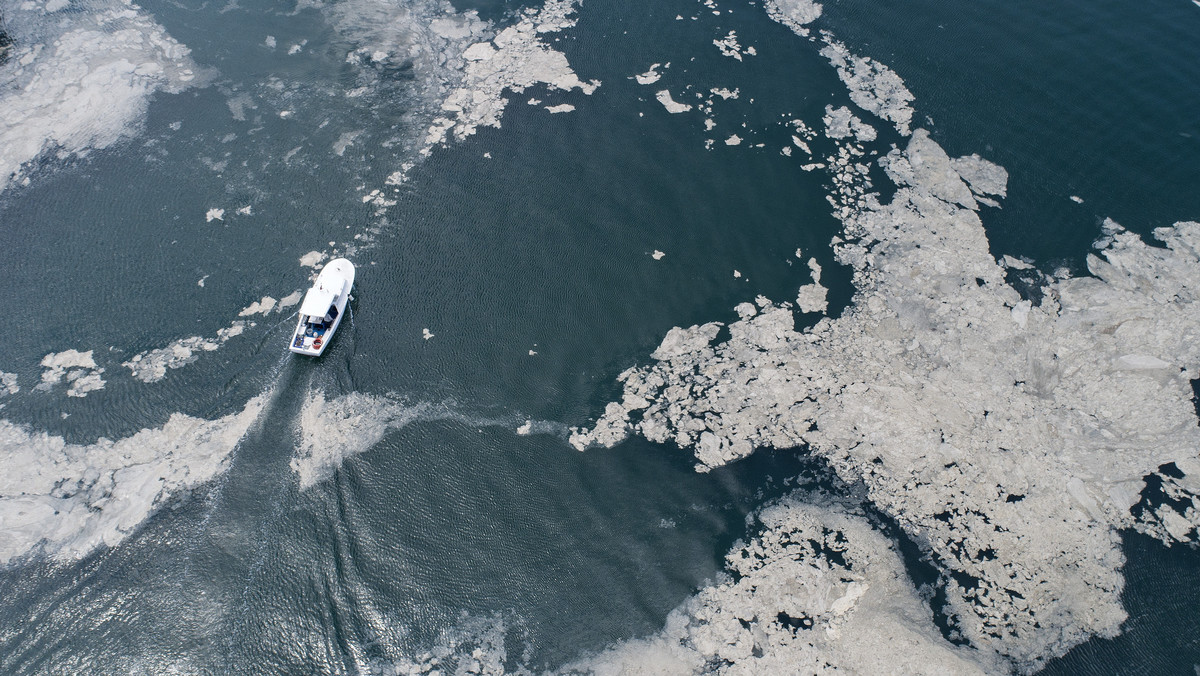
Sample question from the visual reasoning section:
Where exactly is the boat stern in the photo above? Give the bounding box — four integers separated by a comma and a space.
290, 322, 330, 356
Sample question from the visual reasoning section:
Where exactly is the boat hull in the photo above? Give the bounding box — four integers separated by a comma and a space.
289, 258, 355, 356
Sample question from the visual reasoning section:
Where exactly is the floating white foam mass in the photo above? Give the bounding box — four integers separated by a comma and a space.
299, 250, 327, 268
38, 349, 105, 398
573, 126, 1200, 669
238, 295, 278, 317
0, 395, 266, 565
634, 63, 665, 85
422, 0, 599, 154
823, 104, 877, 143
326, 0, 490, 153
567, 7, 1200, 668
364, 613, 514, 676
655, 89, 693, 114
1, 372, 19, 396
952, 153, 1009, 207
818, 38, 915, 136
568, 497, 1002, 675
278, 290, 304, 310
124, 320, 249, 383
795, 257, 828, 313
713, 30, 754, 61
0, 0, 199, 192
762, 0, 823, 37
332, 129, 363, 156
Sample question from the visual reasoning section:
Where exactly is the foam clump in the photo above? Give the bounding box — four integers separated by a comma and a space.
0, 372, 18, 396
423, 0, 599, 153
823, 105, 876, 143
0, 395, 265, 565
366, 613, 513, 676
38, 349, 105, 398
572, 128, 1200, 668
238, 295, 278, 316
713, 30, 754, 61
795, 257, 828, 313
951, 154, 1009, 199
655, 89, 692, 114
0, 0, 199, 192
124, 320, 249, 383
299, 250, 327, 268
817, 39, 914, 136
763, 0, 823, 36
634, 63, 665, 85
567, 497, 1000, 675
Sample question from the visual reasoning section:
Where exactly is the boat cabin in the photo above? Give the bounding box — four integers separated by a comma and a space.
292, 281, 343, 350
289, 257, 355, 356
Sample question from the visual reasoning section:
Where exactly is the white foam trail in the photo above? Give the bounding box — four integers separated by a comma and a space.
121, 288, 302, 383
0, 0, 199, 192
0, 394, 267, 565
292, 391, 434, 489
293, 390, 564, 489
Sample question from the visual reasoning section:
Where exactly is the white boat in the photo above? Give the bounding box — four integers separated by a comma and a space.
290, 258, 355, 356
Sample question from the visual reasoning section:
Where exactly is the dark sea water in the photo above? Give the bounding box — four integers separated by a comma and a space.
0, 0, 1198, 672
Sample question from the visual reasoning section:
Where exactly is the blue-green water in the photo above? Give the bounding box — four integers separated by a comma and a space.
1, 0, 1198, 672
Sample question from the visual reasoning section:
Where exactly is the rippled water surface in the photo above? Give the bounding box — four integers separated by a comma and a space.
1, 0, 1198, 671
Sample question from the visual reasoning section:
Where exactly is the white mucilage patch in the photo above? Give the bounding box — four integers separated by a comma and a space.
37, 349, 105, 398
571, 6, 1200, 669
655, 89, 692, 114
0, 0, 200, 192
0, 394, 267, 565
574, 127, 1200, 670
421, 0, 599, 154
567, 497, 1001, 674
